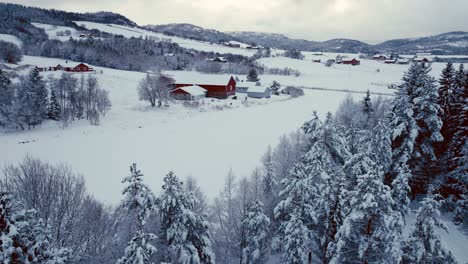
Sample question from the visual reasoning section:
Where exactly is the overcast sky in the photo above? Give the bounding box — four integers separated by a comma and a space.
6, 0, 468, 43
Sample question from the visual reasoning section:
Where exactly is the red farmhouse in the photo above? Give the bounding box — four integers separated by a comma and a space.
174, 76, 236, 99
342, 58, 360, 66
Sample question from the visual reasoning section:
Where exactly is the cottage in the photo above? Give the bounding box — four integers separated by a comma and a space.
247, 86, 271, 99
213, 57, 228, 63
174, 76, 236, 99
413, 57, 430, 63
397, 59, 410, 64
72, 63, 93, 72
373, 54, 387, 60
342, 58, 360, 66
171, 85, 207, 101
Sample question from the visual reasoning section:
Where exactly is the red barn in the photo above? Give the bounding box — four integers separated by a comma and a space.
174, 76, 236, 99
72, 63, 93, 72
342, 58, 360, 66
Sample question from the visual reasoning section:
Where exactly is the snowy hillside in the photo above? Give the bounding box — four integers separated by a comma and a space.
32, 23, 79, 41
0, 33, 23, 47
75, 21, 256, 56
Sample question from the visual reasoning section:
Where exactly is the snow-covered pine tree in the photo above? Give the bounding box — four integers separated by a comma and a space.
261, 145, 277, 221
438, 62, 456, 149
0, 69, 12, 127
362, 90, 374, 128
407, 63, 443, 194
402, 188, 457, 264
448, 64, 467, 172
388, 65, 418, 186
242, 200, 270, 264
0, 192, 69, 263
369, 120, 392, 174
28, 67, 48, 127
301, 111, 323, 150
48, 88, 61, 121
117, 163, 157, 264
274, 162, 314, 263
158, 171, 214, 264
330, 155, 401, 264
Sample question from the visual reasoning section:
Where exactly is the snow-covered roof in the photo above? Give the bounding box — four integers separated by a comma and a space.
172, 74, 234, 86
175, 85, 207, 96
246, 85, 269, 93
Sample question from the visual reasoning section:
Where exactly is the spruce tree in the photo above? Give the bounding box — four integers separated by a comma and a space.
158, 171, 214, 264
48, 88, 61, 121
117, 163, 157, 264
301, 111, 322, 149
330, 155, 401, 264
408, 63, 443, 194
261, 145, 277, 221
28, 68, 48, 126
402, 189, 457, 264
370, 120, 392, 174
242, 200, 270, 264
0, 69, 12, 127
362, 89, 374, 127
247, 68, 259, 82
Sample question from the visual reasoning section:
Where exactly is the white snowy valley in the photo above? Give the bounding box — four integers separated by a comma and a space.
1, 6, 468, 264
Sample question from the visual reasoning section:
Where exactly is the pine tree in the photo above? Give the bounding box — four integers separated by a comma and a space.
261, 145, 277, 221
402, 189, 457, 264
247, 68, 259, 82
330, 155, 401, 264
242, 200, 270, 264
48, 88, 61, 121
281, 209, 311, 264
0, 69, 12, 127
117, 163, 157, 264
158, 171, 214, 264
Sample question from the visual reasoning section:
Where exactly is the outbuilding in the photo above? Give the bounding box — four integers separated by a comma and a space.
247, 86, 271, 99
342, 58, 360, 66
171, 85, 207, 101
174, 76, 236, 99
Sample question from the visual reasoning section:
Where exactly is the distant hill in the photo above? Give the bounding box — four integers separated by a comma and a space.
375, 31, 468, 55
151, 24, 467, 55
144, 23, 235, 44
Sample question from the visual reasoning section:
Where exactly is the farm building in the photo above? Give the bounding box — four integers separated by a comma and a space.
384, 59, 397, 64
36, 63, 94, 72
213, 57, 228, 63
413, 57, 430, 63
174, 76, 236, 99
247, 86, 271, 99
341, 58, 361, 66
171, 85, 207, 101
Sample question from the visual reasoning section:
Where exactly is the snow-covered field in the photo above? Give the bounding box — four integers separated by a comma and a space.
74, 21, 256, 56
32, 23, 79, 41
2, 51, 467, 262
1, 55, 361, 205
0, 33, 23, 47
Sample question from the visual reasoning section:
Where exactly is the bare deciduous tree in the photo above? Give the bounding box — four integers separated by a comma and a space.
137, 73, 175, 107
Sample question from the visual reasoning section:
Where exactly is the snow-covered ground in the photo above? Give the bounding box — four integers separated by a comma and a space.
32, 23, 79, 41
0, 33, 23, 47
257, 55, 454, 94
74, 21, 256, 56
1, 55, 362, 205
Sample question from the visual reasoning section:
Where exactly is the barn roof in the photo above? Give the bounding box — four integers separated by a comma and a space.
173, 75, 235, 86
174, 85, 207, 96
247, 85, 270, 93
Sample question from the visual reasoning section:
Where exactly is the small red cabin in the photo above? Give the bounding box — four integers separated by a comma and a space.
174, 76, 236, 99
342, 58, 360, 66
